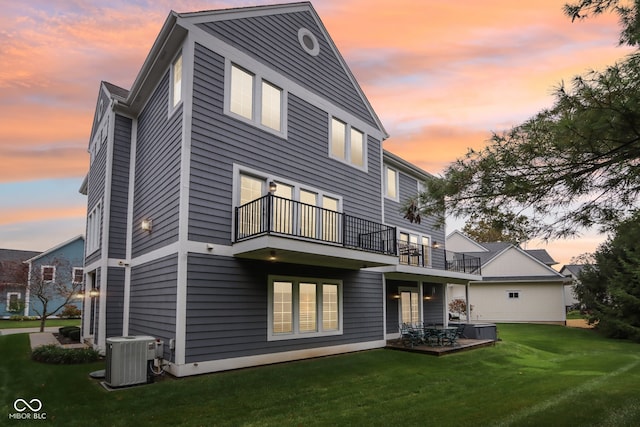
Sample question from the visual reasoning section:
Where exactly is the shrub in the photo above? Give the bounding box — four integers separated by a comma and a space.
31, 345, 100, 364
59, 304, 81, 318
9, 315, 38, 321
68, 329, 81, 341
59, 326, 80, 337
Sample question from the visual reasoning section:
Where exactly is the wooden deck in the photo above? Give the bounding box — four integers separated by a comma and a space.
386, 338, 496, 356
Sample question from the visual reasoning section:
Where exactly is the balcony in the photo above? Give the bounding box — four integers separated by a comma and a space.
398, 242, 482, 275
233, 195, 397, 269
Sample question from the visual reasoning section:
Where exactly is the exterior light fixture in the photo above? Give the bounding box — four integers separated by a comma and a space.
268, 181, 277, 193
432, 241, 440, 249
390, 293, 401, 299
89, 288, 100, 298
141, 218, 153, 231
269, 250, 277, 261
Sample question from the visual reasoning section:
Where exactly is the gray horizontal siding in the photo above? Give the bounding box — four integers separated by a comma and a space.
197, 11, 377, 128
188, 43, 383, 244
128, 254, 177, 359
85, 137, 107, 266
385, 170, 446, 269
105, 267, 125, 338
185, 254, 384, 363
386, 280, 445, 331
132, 72, 182, 257
423, 283, 445, 325
108, 115, 132, 259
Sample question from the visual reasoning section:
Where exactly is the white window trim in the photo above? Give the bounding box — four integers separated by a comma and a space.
298, 28, 320, 56
41, 265, 56, 283
169, 52, 183, 114
329, 116, 367, 171
86, 201, 102, 255
6, 292, 22, 312
72, 267, 84, 284
384, 165, 399, 201
224, 60, 288, 139
398, 230, 432, 267
233, 164, 343, 211
267, 275, 343, 341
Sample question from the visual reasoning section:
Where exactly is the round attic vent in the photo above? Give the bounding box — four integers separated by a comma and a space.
298, 28, 319, 56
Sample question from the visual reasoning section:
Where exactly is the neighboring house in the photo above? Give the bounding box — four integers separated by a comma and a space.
24, 236, 85, 318
80, 2, 481, 378
0, 249, 39, 318
559, 264, 584, 311
446, 231, 569, 324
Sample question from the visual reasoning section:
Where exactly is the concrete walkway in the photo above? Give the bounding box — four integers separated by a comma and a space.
0, 327, 87, 350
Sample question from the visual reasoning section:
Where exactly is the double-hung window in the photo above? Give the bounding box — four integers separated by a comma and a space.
330, 117, 366, 169
7, 292, 22, 312
227, 63, 285, 136
269, 276, 342, 340
42, 266, 55, 282
73, 268, 84, 284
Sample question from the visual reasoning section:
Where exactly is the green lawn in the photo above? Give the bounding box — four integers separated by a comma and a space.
0, 318, 80, 329
1, 324, 638, 426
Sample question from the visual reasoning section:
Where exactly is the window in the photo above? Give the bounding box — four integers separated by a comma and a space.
398, 232, 431, 267
230, 64, 254, 120
87, 202, 102, 254
7, 292, 22, 312
400, 290, 420, 324
330, 118, 366, 169
508, 291, 520, 299
261, 81, 282, 131
235, 167, 342, 243
227, 62, 285, 135
42, 266, 55, 282
269, 276, 342, 340
171, 53, 183, 108
73, 268, 84, 284
298, 28, 320, 56
322, 196, 339, 242
385, 166, 398, 200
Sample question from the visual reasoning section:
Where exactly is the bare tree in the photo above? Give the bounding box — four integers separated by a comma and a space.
28, 257, 83, 332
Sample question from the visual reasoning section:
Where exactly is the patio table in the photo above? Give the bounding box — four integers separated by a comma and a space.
423, 326, 457, 346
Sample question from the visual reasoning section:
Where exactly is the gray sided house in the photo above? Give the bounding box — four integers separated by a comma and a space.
0, 249, 39, 317
80, 2, 480, 377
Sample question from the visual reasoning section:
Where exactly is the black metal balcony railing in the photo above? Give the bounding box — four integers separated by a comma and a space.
234, 195, 397, 256
398, 243, 482, 275
445, 250, 482, 274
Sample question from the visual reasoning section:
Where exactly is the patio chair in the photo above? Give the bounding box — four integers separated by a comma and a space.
400, 323, 422, 348
422, 327, 441, 347
444, 325, 465, 346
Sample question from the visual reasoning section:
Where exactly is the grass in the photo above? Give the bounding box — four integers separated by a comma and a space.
0, 318, 80, 329
1, 324, 639, 426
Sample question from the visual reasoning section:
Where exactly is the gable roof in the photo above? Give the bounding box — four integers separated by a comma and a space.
445, 230, 489, 253
120, 2, 387, 138
560, 264, 585, 277
24, 235, 84, 264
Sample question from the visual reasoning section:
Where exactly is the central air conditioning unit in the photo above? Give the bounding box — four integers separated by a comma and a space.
105, 336, 159, 388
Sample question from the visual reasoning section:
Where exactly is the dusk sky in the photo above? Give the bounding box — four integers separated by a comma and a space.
0, 0, 634, 266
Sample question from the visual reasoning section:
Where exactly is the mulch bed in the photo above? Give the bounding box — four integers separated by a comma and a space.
54, 333, 81, 345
